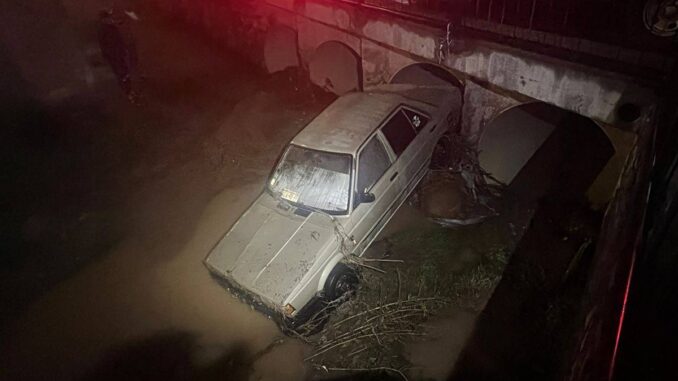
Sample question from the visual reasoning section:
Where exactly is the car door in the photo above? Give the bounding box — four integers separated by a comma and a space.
380, 107, 431, 196
349, 133, 399, 256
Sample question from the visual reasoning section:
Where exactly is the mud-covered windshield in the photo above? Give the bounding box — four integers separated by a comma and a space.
269, 145, 352, 214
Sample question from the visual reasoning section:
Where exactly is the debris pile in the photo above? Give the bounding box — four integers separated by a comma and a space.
299, 224, 516, 380
419, 134, 505, 226
299, 269, 449, 380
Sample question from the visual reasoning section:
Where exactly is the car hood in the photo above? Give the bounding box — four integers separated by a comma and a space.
205, 193, 337, 307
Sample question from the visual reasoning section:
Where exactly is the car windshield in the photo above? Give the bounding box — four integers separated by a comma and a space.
269, 145, 352, 214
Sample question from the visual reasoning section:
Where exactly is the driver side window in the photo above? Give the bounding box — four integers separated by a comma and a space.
357, 136, 391, 194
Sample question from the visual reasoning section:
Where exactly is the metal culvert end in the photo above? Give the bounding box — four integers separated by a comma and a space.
644, 0, 678, 36
617, 103, 643, 124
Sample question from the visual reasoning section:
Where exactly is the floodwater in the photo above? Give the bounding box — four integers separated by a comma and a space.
0, 13, 324, 381
2, 184, 307, 380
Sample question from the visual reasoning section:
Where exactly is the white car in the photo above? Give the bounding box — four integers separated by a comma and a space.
205, 83, 462, 327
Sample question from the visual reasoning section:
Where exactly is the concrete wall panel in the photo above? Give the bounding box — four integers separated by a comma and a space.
361, 39, 415, 85
362, 20, 437, 61
304, 2, 353, 31
462, 82, 520, 144
296, 17, 360, 63
446, 45, 653, 125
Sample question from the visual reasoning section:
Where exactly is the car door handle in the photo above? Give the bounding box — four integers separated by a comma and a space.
389, 172, 399, 182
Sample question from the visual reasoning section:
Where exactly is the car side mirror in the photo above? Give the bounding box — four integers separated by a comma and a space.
359, 192, 375, 204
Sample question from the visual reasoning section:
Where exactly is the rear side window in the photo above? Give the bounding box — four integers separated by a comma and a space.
381, 110, 417, 156
357, 136, 391, 193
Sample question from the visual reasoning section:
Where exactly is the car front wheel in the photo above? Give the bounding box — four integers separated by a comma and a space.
324, 263, 359, 301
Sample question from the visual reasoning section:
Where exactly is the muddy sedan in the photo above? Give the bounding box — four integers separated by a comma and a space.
205, 83, 461, 326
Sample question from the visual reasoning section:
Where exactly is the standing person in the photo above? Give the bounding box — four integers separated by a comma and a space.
98, 7, 141, 104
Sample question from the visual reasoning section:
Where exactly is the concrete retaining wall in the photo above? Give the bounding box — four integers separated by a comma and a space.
191, 0, 654, 135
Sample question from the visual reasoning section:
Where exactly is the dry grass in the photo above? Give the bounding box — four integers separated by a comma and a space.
300, 229, 513, 379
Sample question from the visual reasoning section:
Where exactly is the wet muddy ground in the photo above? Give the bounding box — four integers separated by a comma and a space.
1, 13, 326, 381
1, 7, 610, 381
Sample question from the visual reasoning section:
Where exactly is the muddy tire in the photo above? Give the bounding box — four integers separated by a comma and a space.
324, 263, 359, 301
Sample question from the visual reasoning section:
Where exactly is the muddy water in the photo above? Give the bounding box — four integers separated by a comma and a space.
0, 73, 324, 378
1, 92, 321, 380
1, 12, 323, 381
1, 182, 309, 380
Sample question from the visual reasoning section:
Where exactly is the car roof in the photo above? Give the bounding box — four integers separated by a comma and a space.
291, 90, 423, 154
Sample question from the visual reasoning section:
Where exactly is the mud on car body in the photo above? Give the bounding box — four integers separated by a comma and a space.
204, 83, 462, 328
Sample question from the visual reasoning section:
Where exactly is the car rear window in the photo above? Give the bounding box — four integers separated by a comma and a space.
381, 110, 417, 156
403, 109, 429, 132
